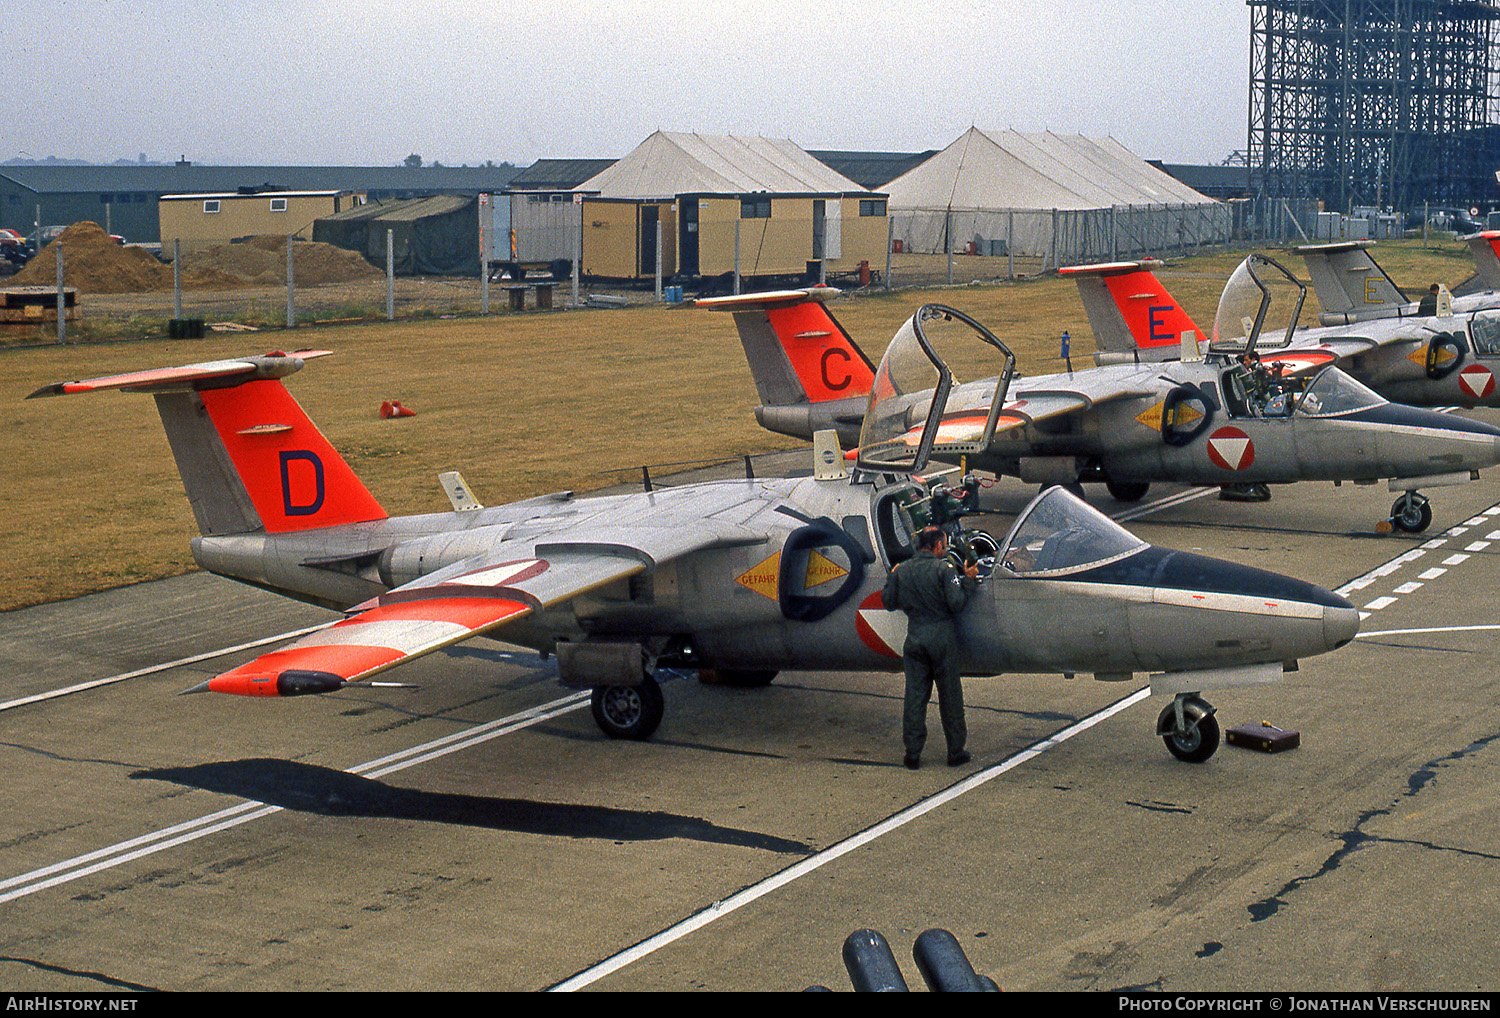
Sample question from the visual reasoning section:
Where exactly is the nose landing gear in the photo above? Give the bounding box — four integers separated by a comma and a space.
1378, 491, 1433, 534
1157, 694, 1220, 763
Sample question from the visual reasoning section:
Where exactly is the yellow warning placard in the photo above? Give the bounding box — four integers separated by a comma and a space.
1138, 399, 1204, 432
736, 552, 781, 600
804, 550, 848, 589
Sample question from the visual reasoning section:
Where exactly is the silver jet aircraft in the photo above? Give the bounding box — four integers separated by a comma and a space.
1069, 248, 1500, 530
705, 273, 1500, 533
1075, 237, 1500, 412
30, 335, 1359, 763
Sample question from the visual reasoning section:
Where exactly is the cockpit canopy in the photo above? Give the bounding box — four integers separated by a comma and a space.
1292, 365, 1386, 417
1211, 254, 1308, 354
856, 305, 1015, 474
998, 486, 1147, 577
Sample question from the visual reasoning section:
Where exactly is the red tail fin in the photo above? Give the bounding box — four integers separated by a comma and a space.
699, 288, 875, 405
197, 379, 386, 532
1060, 261, 1205, 357
31, 351, 385, 535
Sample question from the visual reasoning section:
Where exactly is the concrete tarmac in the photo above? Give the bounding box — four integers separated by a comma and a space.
0, 459, 1497, 993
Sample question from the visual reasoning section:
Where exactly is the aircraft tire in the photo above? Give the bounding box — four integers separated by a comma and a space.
1105, 479, 1150, 503
1158, 699, 1219, 763
1390, 494, 1433, 533
591, 675, 665, 740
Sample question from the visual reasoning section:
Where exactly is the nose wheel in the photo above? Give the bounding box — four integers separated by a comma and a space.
1157, 694, 1219, 763
1381, 492, 1432, 534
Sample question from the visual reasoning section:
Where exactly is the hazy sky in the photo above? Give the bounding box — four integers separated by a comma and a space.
11, 0, 1251, 167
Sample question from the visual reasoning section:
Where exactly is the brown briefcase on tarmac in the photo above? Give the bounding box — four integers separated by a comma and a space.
1225, 722, 1300, 753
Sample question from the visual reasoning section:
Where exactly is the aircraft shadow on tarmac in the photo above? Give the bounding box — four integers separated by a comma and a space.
132, 759, 813, 855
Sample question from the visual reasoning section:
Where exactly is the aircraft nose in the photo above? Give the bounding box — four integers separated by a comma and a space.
1322, 597, 1360, 652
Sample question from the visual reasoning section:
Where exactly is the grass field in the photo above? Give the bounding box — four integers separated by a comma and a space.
0, 237, 1479, 612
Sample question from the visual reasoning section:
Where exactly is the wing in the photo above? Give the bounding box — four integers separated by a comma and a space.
193, 517, 764, 697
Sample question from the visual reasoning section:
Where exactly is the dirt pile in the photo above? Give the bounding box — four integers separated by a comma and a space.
11, 222, 174, 293
183, 234, 381, 288
10, 222, 381, 294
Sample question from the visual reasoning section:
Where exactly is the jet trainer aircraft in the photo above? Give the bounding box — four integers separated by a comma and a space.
705, 276, 1500, 532
1075, 237, 1500, 412
30, 334, 1360, 763
1067, 248, 1500, 529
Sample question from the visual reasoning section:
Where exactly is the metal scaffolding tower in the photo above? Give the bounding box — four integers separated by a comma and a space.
1249, 0, 1500, 216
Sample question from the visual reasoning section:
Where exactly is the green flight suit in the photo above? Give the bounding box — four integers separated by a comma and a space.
882, 548, 979, 759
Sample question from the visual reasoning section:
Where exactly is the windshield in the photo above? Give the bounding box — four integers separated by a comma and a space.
1211, 255, 1307, 353
998, 486, 1147, 577
1294, 367, 1386, 417
856, 305, 1015, 474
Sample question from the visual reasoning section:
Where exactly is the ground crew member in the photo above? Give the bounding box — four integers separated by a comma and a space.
883, 527, 980, 769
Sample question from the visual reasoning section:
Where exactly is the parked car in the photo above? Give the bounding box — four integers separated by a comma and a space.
1406, 207, 1485, 235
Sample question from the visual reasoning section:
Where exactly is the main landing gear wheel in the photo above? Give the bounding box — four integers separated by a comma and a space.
1105, 479, 1150, 503
591, 674, 665, 740
1387, 492, 1433, 534
1157, 695, 1220, 763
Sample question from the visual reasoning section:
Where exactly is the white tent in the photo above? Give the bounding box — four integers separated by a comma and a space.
577, 131, 867, 198
884, 128, 1228, 263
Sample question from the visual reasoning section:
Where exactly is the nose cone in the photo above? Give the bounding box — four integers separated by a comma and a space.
1357, 404, 1500, 468
1143, 548, 1361, 662
1324, 597, 1361, 653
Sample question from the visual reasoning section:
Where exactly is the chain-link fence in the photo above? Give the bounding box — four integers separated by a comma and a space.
882, 203, 1237, 288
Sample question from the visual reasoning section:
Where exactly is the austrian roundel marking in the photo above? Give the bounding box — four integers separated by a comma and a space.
1206, 426, 1255, 471
855, 591, 906, 659
1459, 364, 1495, 400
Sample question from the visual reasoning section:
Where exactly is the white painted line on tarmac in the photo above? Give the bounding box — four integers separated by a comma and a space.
1111, 487, 1217, 522
1356, 624, 1500, 639
0, 623, 334, 713
0, 690, 591, 905
547, 686, 1153, 992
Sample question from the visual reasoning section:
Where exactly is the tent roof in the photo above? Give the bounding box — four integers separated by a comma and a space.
577, 132, 872, 198
882, 128, 1216, 211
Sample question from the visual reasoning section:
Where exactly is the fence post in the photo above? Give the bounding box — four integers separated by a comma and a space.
734, 218, 742, 295
1007, 211, 1014, 279
172, 238, 182, 321
884, 214, 893, 291
946, 209, 954, 285
480, 195, 490, 316
1050, 209, 1059, 272
55, 242, 64, 344
386, 229, 395, 321
572, 200, 581, 308
285, 236, 295, 329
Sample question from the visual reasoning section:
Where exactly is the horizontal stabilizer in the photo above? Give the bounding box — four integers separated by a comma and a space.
694, 287, 841, 312
27, 350, 331, 399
